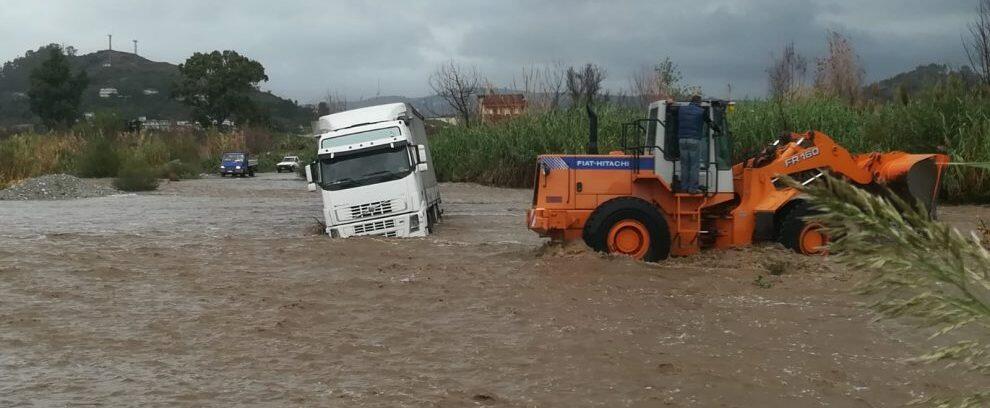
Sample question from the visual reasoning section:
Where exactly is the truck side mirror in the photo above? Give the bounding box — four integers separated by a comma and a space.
416, 145, 428, 164
306, 161, 320, 191
416, 145, 429, 172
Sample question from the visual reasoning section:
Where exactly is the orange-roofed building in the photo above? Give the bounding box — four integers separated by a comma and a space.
477, 93, 527, 123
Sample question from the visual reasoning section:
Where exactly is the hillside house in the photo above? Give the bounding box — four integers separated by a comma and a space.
98, 88, 119, 98
477, 93, 526, 123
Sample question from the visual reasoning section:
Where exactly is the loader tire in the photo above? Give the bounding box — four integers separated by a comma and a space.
583, 197, 671, 262
779, 202, 828, 255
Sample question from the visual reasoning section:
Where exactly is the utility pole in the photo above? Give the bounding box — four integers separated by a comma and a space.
133, 39, 138, 56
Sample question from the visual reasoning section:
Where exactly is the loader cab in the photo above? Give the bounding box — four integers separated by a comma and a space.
645, 99, 734, 194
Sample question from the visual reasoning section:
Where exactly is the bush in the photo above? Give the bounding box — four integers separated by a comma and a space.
77, 136, 121, 178
113, 157, 159, 191
159, 159, 200, 181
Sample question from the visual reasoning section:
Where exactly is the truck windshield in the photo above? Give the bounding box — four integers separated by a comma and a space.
319, 145, 412, 191
223, 153, 245, 162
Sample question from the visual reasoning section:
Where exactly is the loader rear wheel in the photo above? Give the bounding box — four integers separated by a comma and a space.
779, 203, 828, 255
583, 197, 671, 262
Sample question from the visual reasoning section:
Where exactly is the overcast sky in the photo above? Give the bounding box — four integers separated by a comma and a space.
0, 0, 978, 102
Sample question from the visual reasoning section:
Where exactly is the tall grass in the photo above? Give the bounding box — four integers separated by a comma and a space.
431, 81, 990, 202
797, 175, 989, 406
431, 105, 639, 186
0, 133, 81, 188
731, 80, 990, 201
0, 128, 313, 188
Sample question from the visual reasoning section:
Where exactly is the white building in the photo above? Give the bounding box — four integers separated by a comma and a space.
98, 88, 119, 98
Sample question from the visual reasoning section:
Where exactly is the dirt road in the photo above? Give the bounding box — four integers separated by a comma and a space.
1, 173, 986, 407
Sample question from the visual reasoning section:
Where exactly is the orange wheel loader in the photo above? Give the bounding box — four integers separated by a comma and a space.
526, 100, 949, 261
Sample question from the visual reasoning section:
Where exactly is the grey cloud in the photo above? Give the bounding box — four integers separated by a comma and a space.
0, 0, 977, 102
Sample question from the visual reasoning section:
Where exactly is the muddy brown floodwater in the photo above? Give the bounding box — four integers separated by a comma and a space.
1, 173, 987, 407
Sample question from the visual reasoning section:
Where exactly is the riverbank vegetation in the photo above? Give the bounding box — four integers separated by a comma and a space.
0, 124, 312, 190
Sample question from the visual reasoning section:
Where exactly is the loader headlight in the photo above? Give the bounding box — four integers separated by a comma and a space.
409, 214, 420, 232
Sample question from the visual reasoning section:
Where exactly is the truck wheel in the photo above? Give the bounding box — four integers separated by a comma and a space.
249, 171, 255, 177
220, 173, 226, 178
582, 197, 671, 262
276, 168, 281, 173
779, 202, 828, 255
426, 205, 438, 233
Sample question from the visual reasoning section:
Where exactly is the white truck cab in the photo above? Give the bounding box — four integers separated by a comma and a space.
306, 103, 442, 238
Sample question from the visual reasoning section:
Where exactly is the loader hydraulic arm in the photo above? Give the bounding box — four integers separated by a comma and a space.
749, 131, 873, 185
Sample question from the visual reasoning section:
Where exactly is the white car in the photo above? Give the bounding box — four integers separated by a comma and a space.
275, 156, 301, 173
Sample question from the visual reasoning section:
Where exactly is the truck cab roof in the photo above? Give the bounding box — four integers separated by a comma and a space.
317, 103, 422, 133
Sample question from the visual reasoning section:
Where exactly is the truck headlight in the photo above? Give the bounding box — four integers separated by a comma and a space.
219, 165, 224, 169
235, 165, 241, 170
409, 214, 420, 232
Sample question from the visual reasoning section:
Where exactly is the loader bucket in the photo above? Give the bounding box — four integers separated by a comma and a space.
873, 153, 949, 216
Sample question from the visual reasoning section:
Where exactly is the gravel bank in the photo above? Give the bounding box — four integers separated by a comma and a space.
0, 174, 120, 200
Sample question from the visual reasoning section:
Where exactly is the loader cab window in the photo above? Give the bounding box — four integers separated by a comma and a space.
647, 107, 659, 148
663, 106, 679, 161
664, 104, 710, 170
712, 104, 733, 170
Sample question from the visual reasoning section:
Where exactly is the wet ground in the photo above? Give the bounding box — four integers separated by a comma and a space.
1, 173, 987, 407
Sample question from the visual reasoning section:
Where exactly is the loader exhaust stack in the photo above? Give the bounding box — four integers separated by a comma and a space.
586, 103, 598, 155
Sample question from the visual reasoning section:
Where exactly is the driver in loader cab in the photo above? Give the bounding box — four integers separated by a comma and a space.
677, 95, 706, 194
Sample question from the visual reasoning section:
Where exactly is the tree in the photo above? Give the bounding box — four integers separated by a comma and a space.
27, 46, 89, 129
429, 61, 482, 127
173, 50, 269, 128
541, 62, 567, 110
965, 0, 990, 87
566, 63, 607, 107
321, 89, 348, 116
767, 42, 808, 100
814, 30, 865, 104
630, 57, 684, 106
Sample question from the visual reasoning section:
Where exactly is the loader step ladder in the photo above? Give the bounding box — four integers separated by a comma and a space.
672, 193, 707, 255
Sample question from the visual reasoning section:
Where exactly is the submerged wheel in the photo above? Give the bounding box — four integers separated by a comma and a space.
779, 202, 828, 255
426, 205, 438, 233
583, 197, 671, 262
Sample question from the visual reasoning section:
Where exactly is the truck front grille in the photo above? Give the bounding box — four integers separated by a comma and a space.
350, 200, 394, 219
353, 219, 396, 235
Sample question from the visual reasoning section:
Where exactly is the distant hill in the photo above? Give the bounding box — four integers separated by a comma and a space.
0, 45, 313, 131
866, 63, 981, 101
